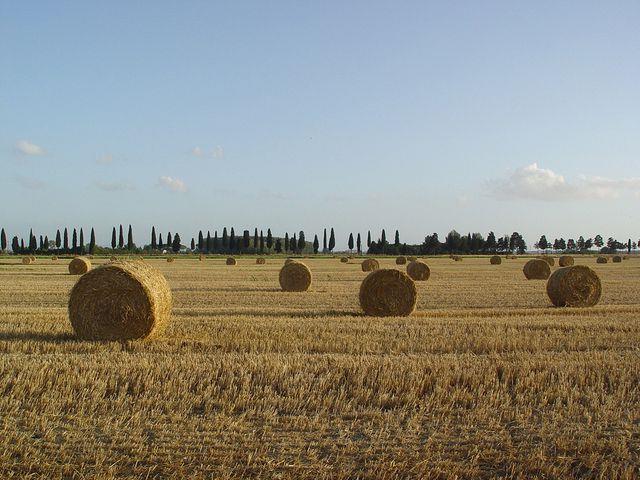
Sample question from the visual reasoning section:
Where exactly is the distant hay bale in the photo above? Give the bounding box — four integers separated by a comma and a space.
596, 256, 608, 264
68, 260, 172, 341
51, 256, 58, 261
547, 265, 601, 307
226, 257, 237, 266
490, 255, 502, 265
406, 260, 430, 281
395, 256, 407, 265
407, 256, 417, 262
284, 258, 296, 265
340, 257, 349, 263
166, 257, 174, 263
612, 255, 622, 263
361, 258, 380, 272
256, 258, 266, 265
22, 257, 32, 265
30, 256, 36, 262
68, 257, 91, 275
559, 256, 574, 267
279, 261, 312, 292
359, 269, 417, 317
453, 256, 463, 262
199, 254, 205, 261
523, 259, 551, 280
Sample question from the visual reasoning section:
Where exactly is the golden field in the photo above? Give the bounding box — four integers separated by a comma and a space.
0, 255, 638, 479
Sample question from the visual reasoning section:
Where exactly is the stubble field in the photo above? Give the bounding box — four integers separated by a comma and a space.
0, 255, 638, 479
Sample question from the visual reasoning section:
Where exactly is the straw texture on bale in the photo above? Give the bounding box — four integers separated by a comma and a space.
279, 261, 312, 292
361, 258, 380, 272
199, 254, 205, 261
284, 258, 296, 265
22, 257, 32, 265
596, 256, 608, 264
538, 256, 555, 266
110, 256, 117, 262
612, 255, 622, 263
395, 256, 407, 265
30, 256, 36, 262
407, 256, 417, 262
68, 257, 91, 275
340, 257, 349, 263
523, 259, 551, 280
451, 255, 462, 261
406, 260, 430, 281
166, 257, 174, 263
359, 269, 417, 317
546, 265, 601, 308
68, 260, 172, 341
256, 258, 266, 265
490, 255, 502, 265
226, 257, 237, 266
559, 256, 574, 267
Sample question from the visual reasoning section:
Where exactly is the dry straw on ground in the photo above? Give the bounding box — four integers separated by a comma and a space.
559, 255, 574, 267
547, 265, 602, 307
613, 256, 622, 263
226, 257, 237, 266
490, 255, 502, 265
68, 257, 91, 275
523, 259, 551, 280
359, 269, 417, 316
279, 261, 312, 292
68, 260, 172, 341
21, 257, 32, 265
340, 257, 349, 263
361, 258, 380, 272
597, 256, 608, 264
256, 258, 266, 265
395, 256, 407, 265
406, 260, 430, 281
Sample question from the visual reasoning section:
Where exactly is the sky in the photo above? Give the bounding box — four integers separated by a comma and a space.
1, 1, 639, 248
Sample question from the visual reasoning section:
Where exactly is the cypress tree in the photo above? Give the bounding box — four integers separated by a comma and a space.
167, 232, 172, 248
323, 228, 327, 253
39, 235, 44, 251
356, 233, 361, 254
44, 235, 49, 251
118, 225, 124, 249
394, 230, 400, 246
367, 231, 371, 248
291, 234, 297, 253
151, 227, 157, 250
329, 228, 336, 252
12, 236, 19, 253
222, 228, 228, 249
191, 238, 195, 250
127, 225, 133, 250
20, 238, 25, 253
254, 228, 259, 249
111, 227, 116, 249
206, 231, 211, 253
284, 233, 290, 251
266, 229, 273, 250
259, 230, 265, 253
1, 228, 7, 252
243, 230, 251, 250
198, 231, 204, 251
213, 231, 219, 252
64, 228, 69, 253
72, 228, 78, 253
313, 235, 319, 254
229, 228, 235, 252
381, 229, 387, 246
89, 228, 96, 254
348, 233, 354, 251
79, 228, 85, 254
158, 233, 164, 249
172, 233, 181, 253
275, 238, 282, 253
56, 229, 62, 249
298, 231, 305, 252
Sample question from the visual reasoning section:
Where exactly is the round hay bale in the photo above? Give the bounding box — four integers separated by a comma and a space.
361, 258, 380, 272
30, 256, 36, 262
406, 260, 430, 281
359, 269, 417, 317
612, 255, 622, 263
284, 258, 296, 265
256, 258, 266, 265
451, 255, 462, 262
68, 260, 172, 341
395, 256, 407, 265
407, 256, 417, 262
51, 256, 58, 261
538, 256, 554, 266
166, 257, 174, 263
199, 254, 205, 261
523, 259, 551, 280
340, 257, 349, 263
596, 256, 608, 264
546, 265, 601, 307
559, 255, 574, 267
22, 257, 32, 265
226, 257, 237, 266
279, 261, 312, 292
68, 257, 91, 275
490, 255, 502, 265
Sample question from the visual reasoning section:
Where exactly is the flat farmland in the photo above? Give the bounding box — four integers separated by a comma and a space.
0, 256, 638, 479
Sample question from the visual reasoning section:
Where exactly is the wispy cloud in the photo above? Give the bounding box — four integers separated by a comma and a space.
95, 181, 135, 192
158, 176, 187, 192
15, 140, 45, 156
96, 154, 113, 165
191, 145, 224, 159
16, 175, 46, 190
486, 163, 640, 201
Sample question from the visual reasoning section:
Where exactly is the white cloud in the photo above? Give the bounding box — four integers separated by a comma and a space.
96, 154, 113, 165
487, 163, 640, 201
15, 140, 45, 156
158, 176, 187, 192
16, 175, 46, 190
192, 145, 224, 159
95, 181, 134, 192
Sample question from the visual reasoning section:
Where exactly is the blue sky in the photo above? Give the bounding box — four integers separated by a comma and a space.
1, 1, 639, 248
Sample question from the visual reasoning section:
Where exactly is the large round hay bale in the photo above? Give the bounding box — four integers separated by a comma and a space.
284, 258, 296, 265
395, 256, 407, 265
166, 257, 174, 263
68, 260, 172, 341
546, 265, 601, 307
559, 256, 574, 267
490, 255, 502, 265
22, 257, 32, 265
68, 257, 91, 275
537, 256, 554, 266
612, 255, 622, 263
596, 256, 608, 264
361, 258, 380, 272
226, 257, 237, 266
279, 261, 312, 292
359, 269, 417, 317
523, 259, 551, 280
406, 260, 430, 281
340, 257, 349, 263
256, 258, 266, 265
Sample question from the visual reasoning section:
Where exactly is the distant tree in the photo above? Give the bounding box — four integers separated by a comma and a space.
259, 230, 265, 253
394, 230, 400, 247
445, 230, 461, 253
127, 225, 133, 250
584, 238, 593, 250
63, 228, 69, 253
628, 239, 632, 253
206, 231, 211, 253
229, 228, 236, 252
79, 228, 85, 254
274, 238, 282, 253
118, 225, 124, 249
284, 233, 290, 252
151, 227, 157, 250
323, 228, 327, 253
313, 235, 319, 254
266, 229, 273, 250
20, 238, 25, 252
253, 228, 259, 249
198, 231, 204, 252
381, 229, 387, 247
243, 230, 251, 250
158, 233, 163, 250
558, 238, 566, 251
291, 234, 297, 253
222, 228, 229, 249
39, 235, 44, 251
167, 232, 172, 249
356, 233, 361, 254
298, 231, 305, 251
89, 228, 96, 254
537, 235, 548, 252
72, 228, 78, 253
485, 232, 497, 253
329, 228, 336, 252
172, 233, 181, 253
213, 231, 219, 252
111, 227, 116, 249
12, 236, 19, 253
577, 236, 585, 251
191, 238, 195, 250
594, 235, 604, 249
56, 229, 62, 249
348, 233, 354, 251
43, 236, 49, 251
566, 238, 576, 251
509, 232, 522, 253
